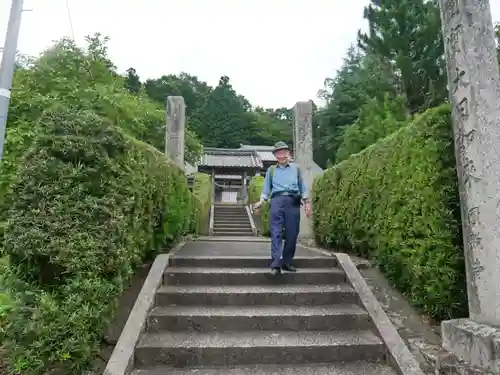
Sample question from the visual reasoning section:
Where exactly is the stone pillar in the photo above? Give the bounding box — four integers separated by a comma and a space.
211, 168, 215, 203
242, 171, 248, 203
293, 101, 316, 239
437, 0, 500, 372
165, 96, 186, 169
293, 101, 314, 165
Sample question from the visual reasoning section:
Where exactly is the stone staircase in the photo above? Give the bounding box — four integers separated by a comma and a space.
212, 204, 254, 236
127, 242, 400, 374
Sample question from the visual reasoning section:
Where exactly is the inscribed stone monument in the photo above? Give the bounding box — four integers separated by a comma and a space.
165, 96, 186, 169
292, 101, 316, 239
438, 0, 500, 372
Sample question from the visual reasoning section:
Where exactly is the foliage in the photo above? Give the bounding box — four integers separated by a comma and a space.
248, 176, 270, 236
190, 173, 213, 235
143, 72, 292, 150
358, 0, 446, 113
313, 105, 466, 320
189, 76, 254, 148
248, 107, 293, 147
1, 107, 193, 375
124, 67, 142, 94
144, 72, 212, 118
1, 34, 202, 205
335, 95, 408, 162
0, 257, 12, 344
315, 48, 397, 167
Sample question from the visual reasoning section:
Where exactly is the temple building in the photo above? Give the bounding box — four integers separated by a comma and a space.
191, 144, 322, 204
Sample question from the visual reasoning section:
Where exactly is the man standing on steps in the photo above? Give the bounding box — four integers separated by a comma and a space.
253, 141, 311, 275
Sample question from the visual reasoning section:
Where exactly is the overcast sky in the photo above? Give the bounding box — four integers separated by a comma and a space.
1, 1, 500, 109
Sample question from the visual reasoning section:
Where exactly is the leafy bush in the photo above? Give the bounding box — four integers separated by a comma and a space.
190, 173, 213, 234
0, 35, 202, 206
313, 105, 466, 320
1, 106, 193, 374
248, 176, 270, 236
0, 257, 12, 344
335, 95, 408, 162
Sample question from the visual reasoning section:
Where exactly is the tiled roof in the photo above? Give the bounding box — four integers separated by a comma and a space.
199, 148, 263, 168
240, 144, 275, 151
257, 151, 277, 162
239, 144, 277, 162
197, 145, 324, 172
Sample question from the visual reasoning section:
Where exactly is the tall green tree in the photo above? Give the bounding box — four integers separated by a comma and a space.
191, 75, 254, 148
358, 0, 446, 113
144, 73, 211, 117
143, 73, 293, 149
124, 67, 141, 94
315, 46, 397, 167
247, 107, 293, 146
335, 94, 408, 162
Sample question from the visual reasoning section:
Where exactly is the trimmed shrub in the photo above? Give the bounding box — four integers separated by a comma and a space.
248, 176, 270, 236
1, 106, 193, 374
0, 36, 202, 210
335, 95, 408, 162
313, 105, 466, 320
0, 257, 11, 344
190, 173, 213, 234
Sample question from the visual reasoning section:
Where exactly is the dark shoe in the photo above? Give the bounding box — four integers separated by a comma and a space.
282, 264, 297, 272
270, 268, 281, 275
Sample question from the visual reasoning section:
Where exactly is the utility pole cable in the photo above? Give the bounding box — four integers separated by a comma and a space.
0, 0, 24, 161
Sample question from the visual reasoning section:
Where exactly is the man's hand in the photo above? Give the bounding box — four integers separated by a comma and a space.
253, 200, 264, 213
303, 201, 311, 218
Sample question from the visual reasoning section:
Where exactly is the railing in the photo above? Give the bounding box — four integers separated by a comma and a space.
245, 204, 258, 236
208, 203, 215, 236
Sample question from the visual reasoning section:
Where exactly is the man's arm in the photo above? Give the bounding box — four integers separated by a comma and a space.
298, 168, 309, 201
260, 168, 272, 201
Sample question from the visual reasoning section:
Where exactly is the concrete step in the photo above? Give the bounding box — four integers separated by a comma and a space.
215, 207, 247, 210
214, 221, 251, 226
212, 227, 253, 231
214, 207, 247, 210
213, 222, 251, 228
134, 330, 385, 367
169, 256, 337, 268
213, 222, 251, 226
163, 267, 346, 285
215, 213, 247, 215
215, 210, 247, 213
211, 230, 254, 236
213, 228, 252, 233
155, 284, 358, 306
212, 231, 255, 236
214, 216, 249, 221
131, 361, 397, 375
215, 207, 247, 211
146, 304, 371, 332
212, 226, 252, 232
214, 217, 250, 221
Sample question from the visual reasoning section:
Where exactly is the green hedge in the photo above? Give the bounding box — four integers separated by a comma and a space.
1, 106, 193, 375
313, 105, 466, 320
248, 176, 270, 236
190, 173, 213, 234
0, 257, 11, 345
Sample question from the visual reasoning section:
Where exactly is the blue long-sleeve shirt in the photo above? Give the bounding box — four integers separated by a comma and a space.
260, 163, 309, 201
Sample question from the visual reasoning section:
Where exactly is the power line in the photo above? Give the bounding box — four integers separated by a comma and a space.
65, 0, 75, 40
